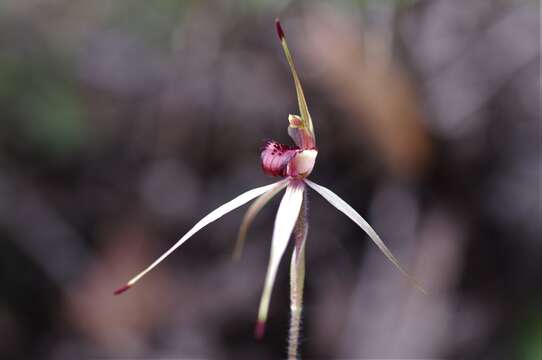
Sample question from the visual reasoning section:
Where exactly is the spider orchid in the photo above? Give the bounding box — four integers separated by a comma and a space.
114, 19, 424, 355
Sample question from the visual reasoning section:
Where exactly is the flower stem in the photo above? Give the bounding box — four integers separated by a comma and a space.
288, 309, 302, 359
288, 195, 308, 359
288, 246, 305, 359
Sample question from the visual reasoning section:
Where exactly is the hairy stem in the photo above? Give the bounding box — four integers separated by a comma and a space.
288, 195, 308, 359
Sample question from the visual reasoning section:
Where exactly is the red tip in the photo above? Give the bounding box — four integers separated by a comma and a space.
275, 18, 285, 40
254, 320, 266, 339
113, 284, 131, 295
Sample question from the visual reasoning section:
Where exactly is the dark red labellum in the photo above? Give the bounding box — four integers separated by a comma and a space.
261, 140, 298, 177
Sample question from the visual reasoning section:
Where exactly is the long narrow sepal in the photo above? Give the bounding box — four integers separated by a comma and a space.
275, 19, 315, 147
233, 179, 288, 260
114, 182, 284, 295
255, 181, 305, 338
305, 179, 426, 294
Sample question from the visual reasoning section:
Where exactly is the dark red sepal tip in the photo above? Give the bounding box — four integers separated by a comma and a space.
113, 284, 131, 295
254, 320, 266, 339
275, 18, 285, 40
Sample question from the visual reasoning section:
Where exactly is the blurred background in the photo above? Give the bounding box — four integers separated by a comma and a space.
0, 0, 540, 359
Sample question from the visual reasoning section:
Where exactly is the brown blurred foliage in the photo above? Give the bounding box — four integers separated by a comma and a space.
0, 1, 539, 359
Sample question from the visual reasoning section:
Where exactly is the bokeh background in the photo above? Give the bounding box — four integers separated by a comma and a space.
0, 0, 540, 359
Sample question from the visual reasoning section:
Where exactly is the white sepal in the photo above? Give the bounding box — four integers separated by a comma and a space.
256, 181, 305, 336
234, 179, 289, 259
120, 181, 286, 289
305, 179, 425, 293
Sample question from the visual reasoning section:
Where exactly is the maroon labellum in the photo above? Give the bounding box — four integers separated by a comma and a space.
261, 141, 299, 177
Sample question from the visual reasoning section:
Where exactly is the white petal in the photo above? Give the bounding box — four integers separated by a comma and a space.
256, 181, 305, 336
305, 179, 425, 293
116, 181, 285, 292
234, 180, 288, 259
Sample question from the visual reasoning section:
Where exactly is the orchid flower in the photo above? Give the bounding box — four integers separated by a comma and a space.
114, 19, 424, 357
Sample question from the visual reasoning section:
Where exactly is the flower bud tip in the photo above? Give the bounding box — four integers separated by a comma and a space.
113, 284, 131, 295
254, 320, 266, 339
275, 18, 284, 40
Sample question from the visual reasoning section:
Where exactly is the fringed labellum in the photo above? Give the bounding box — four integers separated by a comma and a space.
261, 141, 317, 178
